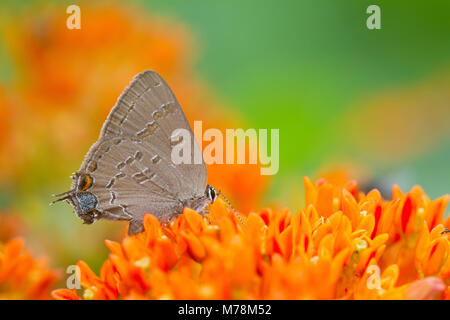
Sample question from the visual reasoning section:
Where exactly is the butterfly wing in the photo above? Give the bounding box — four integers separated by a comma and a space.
98, 70, 206, 197
74, 71, 207, 233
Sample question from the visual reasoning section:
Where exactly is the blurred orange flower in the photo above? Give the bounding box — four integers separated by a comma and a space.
0, 238, 59, 299
0, 211, 24, 242
0, 1, 267, 211
52, 177, 450, 300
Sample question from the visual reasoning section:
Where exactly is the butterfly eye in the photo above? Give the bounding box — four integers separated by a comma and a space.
207, 185, 217, 201
78, 174, 93, 191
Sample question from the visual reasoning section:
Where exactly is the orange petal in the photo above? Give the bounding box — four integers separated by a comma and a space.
330, 248, 349, 284
392, 184, 404, 200
378, 199, 398, 236
371, 233, 389, 248
371, 204, 382, 238
356, 247, 377, 273
100, 260, 118, 297
153, 236, 178, 270
51, 289, 81, 300
181, 232, 206, 262
258, 208, 272, 226
357, 214, 375, 236
345, 180, 358, 197
424, 195, 449, 230
316, 183, 334, 217
104, 239, 124, 258
76, 260, 100, 288
424, 238, 449, 275
415, 221, 430, 265
183, 208, 206, 234
398, 194, 415, 234
318, 234, 334, 259
279, 225, 293, 258
143, 213, 162, 245
342, 189, 359, 230
245, 213, 266, 249
303, 176, 317, 206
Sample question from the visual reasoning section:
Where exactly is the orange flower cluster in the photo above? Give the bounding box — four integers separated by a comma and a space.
52, 178, 450, 300
0, 238, 59, 299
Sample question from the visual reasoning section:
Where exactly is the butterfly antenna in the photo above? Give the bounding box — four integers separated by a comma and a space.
217, 190, 245, 226
50, 196, 70, 206
50, 190, 73, 206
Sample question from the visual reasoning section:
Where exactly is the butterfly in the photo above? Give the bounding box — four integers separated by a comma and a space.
52, 70, 221, 235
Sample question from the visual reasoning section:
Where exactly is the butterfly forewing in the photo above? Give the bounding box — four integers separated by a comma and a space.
100, 71, 206, 195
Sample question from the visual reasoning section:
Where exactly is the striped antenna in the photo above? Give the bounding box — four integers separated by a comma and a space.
217, 190, 245, 226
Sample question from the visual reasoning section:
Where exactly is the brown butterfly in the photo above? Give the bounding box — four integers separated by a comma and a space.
53, 70, 220, 235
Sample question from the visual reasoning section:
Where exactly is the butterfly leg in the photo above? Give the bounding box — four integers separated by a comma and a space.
162, 208, 184, 228
162, 219, 172, 228
199, 209, 211, 224
128, 219, 145, 235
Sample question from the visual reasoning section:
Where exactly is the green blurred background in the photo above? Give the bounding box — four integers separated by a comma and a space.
0, 0, 449, 277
